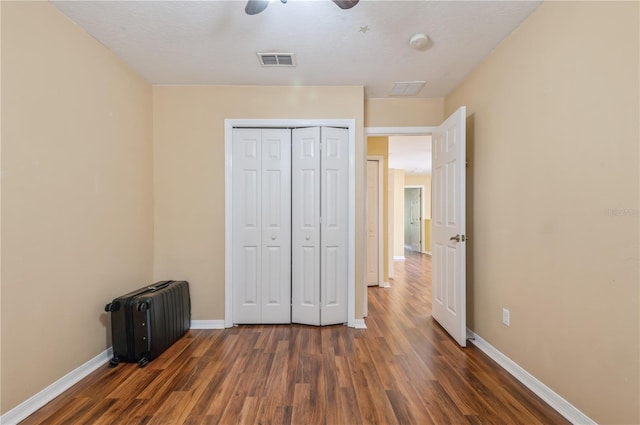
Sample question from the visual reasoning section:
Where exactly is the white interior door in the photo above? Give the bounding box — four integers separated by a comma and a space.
291, 127, 321, 325
431, 106, 467, 347
320, 127, 349, 325
405, 188, 422, 252
366, 160, 380, 286
233, 129, 291, 324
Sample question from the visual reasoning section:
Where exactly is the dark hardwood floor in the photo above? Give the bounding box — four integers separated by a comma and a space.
21, 250, 569, 424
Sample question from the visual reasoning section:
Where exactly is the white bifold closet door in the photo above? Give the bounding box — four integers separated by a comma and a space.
232, 126, 347, 326
232, 129, 291, 324
291, 127, 349, 326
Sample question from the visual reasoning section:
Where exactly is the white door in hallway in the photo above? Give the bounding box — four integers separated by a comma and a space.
432, 106, 467, 347
232, 129, 291, 324
405, 187, 422, 252
366, 160, 380, 286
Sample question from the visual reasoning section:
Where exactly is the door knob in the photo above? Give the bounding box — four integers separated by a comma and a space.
450, 235, 461, 243
305, 235, 311, 240
271, 235, 276, 240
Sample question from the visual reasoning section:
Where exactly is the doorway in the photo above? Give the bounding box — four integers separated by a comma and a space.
365, 105, 468, 347
365, 130, 433, 305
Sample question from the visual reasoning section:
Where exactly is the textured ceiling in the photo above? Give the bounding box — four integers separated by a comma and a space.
51, 0, 541, 98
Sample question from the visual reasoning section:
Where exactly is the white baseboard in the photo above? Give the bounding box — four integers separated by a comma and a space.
0, 347, 113, 425
190, 320, 226, 329
353, 319, 367, 329
467, 330, 596, 425
3, 326, 590, 425
422, 251, 432, 256
379, 281, 391, 288
393, 256, 405, 261
1, 321, 224, 424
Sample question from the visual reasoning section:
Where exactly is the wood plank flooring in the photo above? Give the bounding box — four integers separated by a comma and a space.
21, 251, 570, 424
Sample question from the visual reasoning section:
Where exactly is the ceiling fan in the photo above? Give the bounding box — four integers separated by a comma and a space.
245, 0, 359, 16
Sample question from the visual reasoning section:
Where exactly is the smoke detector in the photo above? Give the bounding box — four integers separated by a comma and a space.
409, 33, 430, 50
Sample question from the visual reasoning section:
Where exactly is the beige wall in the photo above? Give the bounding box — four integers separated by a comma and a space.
3, 2, 636, 423
365, 98, 444, 127
0, 1, 4, 412
423, 219, 431, 254
153, 85, 365, 320
1, 1, 153, 413
367, 137, 389, 282
445, 2, 639, 424
404, 173, 432, 252
390, 169, 405, 259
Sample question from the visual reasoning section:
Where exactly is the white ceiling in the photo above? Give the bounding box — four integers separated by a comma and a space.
51, 0, 541, 98
389, 135, 431, 175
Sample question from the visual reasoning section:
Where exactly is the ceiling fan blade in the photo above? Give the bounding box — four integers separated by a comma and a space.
332, 0, 360, 10
245, 0, 269, 15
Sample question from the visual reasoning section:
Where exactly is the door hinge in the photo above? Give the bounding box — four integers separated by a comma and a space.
466, 161, 470, 168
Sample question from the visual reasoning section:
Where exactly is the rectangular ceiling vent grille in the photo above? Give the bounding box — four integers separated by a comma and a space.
257, 52, 296, 67
390, 81, 426, 96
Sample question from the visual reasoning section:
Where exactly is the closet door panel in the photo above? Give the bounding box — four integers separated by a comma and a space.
232, 129, 262, 323
324, 246, 339, 304
261, 129, 291, 323
301, 246, 317, 304
320, 127, 349, 325
291, 127, 321, 325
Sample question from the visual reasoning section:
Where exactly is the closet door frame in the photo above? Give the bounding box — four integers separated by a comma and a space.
224, 119, 357, 328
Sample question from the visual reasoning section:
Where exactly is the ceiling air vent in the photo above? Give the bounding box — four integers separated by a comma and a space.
390, 81, 426, 96
257, 52, 296, 67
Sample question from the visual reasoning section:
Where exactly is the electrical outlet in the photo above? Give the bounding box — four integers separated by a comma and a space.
502, 308, 510, 326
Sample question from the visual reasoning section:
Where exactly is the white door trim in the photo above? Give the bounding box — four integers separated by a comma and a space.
366, 156, 384, 287
366, 126, 436, 136
225, 119, 356, 328
364, 156, 385, 318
